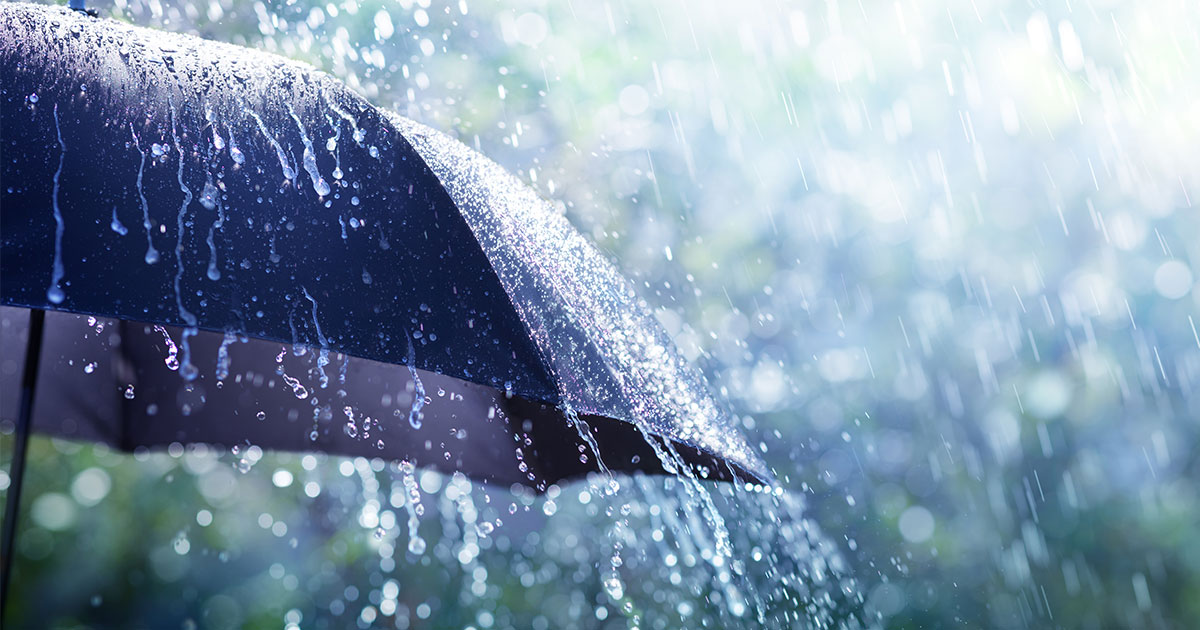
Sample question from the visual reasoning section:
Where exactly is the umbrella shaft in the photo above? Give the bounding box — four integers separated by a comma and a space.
0, 309, 45, 619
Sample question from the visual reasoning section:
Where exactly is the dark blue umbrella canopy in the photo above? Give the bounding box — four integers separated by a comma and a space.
0, 3, 770, 488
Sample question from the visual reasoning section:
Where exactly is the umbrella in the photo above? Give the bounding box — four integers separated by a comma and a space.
0, 2, 771, 608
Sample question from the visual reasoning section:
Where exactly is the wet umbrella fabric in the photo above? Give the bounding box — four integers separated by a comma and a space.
0, 3, 771, 600
1, 1, 768, 482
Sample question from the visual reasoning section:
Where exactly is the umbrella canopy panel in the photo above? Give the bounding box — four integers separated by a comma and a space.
397, 118, 770, 482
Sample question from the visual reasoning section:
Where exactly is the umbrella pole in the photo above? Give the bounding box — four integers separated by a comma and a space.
1, 308, 45, 617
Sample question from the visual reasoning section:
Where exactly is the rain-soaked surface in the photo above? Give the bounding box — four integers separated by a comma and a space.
2, 0, 1199, 629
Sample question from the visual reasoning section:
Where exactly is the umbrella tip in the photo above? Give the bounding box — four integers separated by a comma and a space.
67, 0, 99, 17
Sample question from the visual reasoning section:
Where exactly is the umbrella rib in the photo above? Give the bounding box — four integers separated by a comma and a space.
0, 309, 46, 612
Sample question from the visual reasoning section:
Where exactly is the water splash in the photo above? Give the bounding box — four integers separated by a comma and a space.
387, 116, 875, 626
129, 124, 159, 264
287, 104, 330, 196
46, 104, 66, 305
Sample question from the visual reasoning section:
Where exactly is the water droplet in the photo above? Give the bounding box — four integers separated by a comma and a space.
281, 373, 308, 399
407, 536, 426, 554
124, 385, 135, 400
83, 362, 97, 374
110, 208, 128, 236
256, 411, 267, 421
604, 575, 625, 600
199, 181, 219, 210
28, 92, 38, 104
